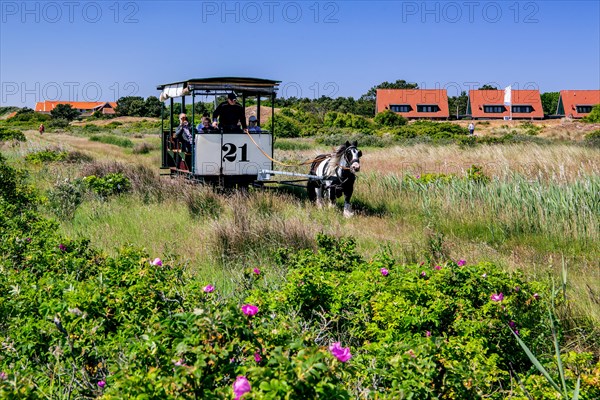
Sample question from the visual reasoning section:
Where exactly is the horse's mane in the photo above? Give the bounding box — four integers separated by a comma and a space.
325, 144, 347, 176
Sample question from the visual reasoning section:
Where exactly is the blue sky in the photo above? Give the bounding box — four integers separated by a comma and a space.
1, 0, 599, 107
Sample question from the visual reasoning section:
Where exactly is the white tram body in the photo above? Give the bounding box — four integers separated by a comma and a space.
193, 133, 273, 177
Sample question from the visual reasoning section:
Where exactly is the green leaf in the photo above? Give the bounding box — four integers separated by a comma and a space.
548, 307, 568, 398
571, 376, 580, 400
510, 327, 562, 394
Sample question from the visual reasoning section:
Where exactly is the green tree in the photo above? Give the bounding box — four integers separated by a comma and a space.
50, 104, 80, 121
583, 104, 600, 123
143, 96, 163, 118
361, 80, 420, 102
448, 91, 469, 119
479, 85, 498, 90
116, 96, 146, 116
541, 92, 560, 116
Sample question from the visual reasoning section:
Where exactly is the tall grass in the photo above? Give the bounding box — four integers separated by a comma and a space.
357, 172, 599, 248
89, 134, 134, 148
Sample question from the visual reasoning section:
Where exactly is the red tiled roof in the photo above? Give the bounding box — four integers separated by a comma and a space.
558, 90, 600, 118
35, 101, 117, 112
468, 90, 543, 119
376, 89, 449, 118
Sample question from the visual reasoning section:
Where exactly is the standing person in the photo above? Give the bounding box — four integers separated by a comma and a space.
38, 123, 45, 135
212, 92, 247, 133
468, 121, 475, 135
174, 113, 195, 153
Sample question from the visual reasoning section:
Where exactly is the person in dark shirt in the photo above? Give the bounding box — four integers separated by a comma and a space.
212, 92, 247, 132
197, 116, 218, 133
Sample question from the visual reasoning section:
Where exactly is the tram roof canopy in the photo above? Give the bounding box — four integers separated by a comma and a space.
157, 77, 281, 99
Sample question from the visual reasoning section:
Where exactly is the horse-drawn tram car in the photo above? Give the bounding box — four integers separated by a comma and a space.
157, 77, 279, 188
157, 76, 362, 216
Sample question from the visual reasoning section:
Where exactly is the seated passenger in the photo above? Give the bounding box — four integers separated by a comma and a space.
197, 116, 217, 133
248, 115, 261, 133
174, 113, 196, 153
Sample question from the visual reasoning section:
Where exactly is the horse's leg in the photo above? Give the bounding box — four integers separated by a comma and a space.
315, 185, 324, 208
342, 180, 355, 218
325, 183, 335, 208
307, 179, 317, 202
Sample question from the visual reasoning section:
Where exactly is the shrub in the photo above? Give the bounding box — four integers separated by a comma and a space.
83, 172, 131, 197
7, 109, 50, 123
46, 179, 86, 219
374, 110, 408, 127
89, 134, 134, 148
265, 114, 302, 138
466, 164, 491, 184
47, 118, 70, 129
584, 129, 600, 147
582, 104, 600, 123
132, 142, 155, 154
0, 153, 36, 207
0, 126, 26, 142
25, 148, 68, 163
324, 111, 373, 130
520, 121, 542, 135
2, 154, 598, 399
82, 124, 101, 133
105, 121, 123, 129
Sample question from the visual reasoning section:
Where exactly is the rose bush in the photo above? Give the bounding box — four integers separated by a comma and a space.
1, 156, 598, 399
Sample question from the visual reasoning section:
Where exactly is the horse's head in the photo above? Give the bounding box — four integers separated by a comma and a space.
343, 140, 362, 173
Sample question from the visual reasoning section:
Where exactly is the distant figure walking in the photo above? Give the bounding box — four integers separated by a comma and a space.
468, 121, 475, 135
39, 123, 45, 135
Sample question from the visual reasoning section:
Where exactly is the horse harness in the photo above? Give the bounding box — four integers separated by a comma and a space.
319, 146, 360, 189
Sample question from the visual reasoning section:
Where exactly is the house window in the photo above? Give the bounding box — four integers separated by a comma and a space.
417, 105, 439, 113
483, 105, 506, 113
512, 105, 533, 113
576, 105, 593, 113
390, 104, 411, 113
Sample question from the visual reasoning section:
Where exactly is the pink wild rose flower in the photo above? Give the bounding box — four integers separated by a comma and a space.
241, 304, 258, 316
329, 342, 352, 362
380, 268, 389, 276
97, 380, 106, 388
253, 267, 260, 275
490, 293, 504, 302
151, 257, 163, 266
203, 284, 215, 293
457, 259, 466, 266
233, 376, 251, 399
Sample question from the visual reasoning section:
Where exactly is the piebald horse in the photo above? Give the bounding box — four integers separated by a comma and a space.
307, 141, 362, 217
